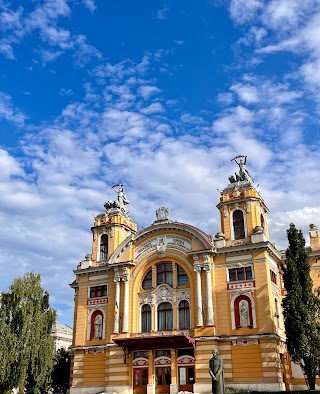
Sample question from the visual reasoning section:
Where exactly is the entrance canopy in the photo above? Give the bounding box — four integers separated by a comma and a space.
113, 334, 194, 351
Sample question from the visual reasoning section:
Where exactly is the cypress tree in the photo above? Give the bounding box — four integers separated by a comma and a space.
0, 272, 56, 393
281, 223, 320, 390
51, 348, 71, 393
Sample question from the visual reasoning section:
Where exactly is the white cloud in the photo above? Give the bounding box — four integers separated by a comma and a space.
231, 83, 260, 104
0, 149, 23, 180
229, 0, 263, 24
82, 0, 96, 13
138, 85, 161, 100
0, 40, 15, 59
0, 91, 26, 125
140, 102, 165, 114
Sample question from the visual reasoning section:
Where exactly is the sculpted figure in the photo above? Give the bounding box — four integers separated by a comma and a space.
94, 314, 103, 338
231, 155, 254, 184
240, 300, 249, 327
209, 349, 225, 394
112, 184, 130, 207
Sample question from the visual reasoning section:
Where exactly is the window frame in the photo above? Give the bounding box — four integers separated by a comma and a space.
88, 284, 108, 299
157, 302, 173, 331
232, 209, 246, 240
156, 262, 173, 287
99, 233, 109, 261
228, 266, 253, 282
141, 304, 152, 332
178, 300, 190, 329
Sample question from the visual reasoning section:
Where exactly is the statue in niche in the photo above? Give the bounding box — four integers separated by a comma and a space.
229, 155, 254, 184
239, 300, 249, 327
94, 314, 103, 338
209, 349, 225, 394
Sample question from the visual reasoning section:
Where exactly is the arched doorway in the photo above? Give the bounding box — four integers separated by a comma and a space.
133, 352, 148, 394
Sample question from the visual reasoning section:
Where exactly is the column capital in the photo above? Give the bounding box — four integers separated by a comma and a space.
192, 254, 199, 264
194, 264, 201, 272
114, 268, 120, 282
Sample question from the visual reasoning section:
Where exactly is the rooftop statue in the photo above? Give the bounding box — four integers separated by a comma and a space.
112, 184, 130, 207
104, 184, 130, 217
229, 155, 254, 184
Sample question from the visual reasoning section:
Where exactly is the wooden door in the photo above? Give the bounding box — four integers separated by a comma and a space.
178, 366, 194, 392
133, 367, 148, 394
155, 366, 171, 394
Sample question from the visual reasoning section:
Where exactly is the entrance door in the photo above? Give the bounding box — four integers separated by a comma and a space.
178, 366, 194, 392
133, 368, 148, 394
155, 366, 171, 394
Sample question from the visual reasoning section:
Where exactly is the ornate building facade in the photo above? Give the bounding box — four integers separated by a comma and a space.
70, 159, 320, 394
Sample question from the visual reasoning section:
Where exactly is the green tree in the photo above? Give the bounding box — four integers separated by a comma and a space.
281, 223, 320, 390
0, 272, 56, 393
51, 348, 71, 394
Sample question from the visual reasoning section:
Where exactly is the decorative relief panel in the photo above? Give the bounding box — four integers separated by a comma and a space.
138, 284, 190, 306
134, 235, 192, 261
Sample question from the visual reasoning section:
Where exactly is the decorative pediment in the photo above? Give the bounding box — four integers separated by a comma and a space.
138, 284, 190, 306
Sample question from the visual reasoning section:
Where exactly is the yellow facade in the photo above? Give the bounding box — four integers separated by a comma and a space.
70, 174, 318, 394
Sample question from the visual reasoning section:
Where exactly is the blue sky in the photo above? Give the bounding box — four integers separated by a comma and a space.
1, 0, 320, 326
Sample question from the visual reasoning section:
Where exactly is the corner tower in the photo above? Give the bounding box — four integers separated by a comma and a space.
78, 184, 137, 269
216, 156, 269, 248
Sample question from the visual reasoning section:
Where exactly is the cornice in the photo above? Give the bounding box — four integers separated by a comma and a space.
215, 241, 282, 262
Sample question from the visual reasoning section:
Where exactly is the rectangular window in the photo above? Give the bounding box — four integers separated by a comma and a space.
228, 266, 253, 282
270, 269, 277, 285
89, 285, 108, 298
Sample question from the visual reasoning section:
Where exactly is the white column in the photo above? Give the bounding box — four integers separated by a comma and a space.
193, 255, 203, 327
113, 269, 120, 333
203, 254, 214, 326
122, 267, 129, 333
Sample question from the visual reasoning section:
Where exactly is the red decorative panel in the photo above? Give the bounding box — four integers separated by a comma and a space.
227, 281, 255, 290
87, 297, 108, 305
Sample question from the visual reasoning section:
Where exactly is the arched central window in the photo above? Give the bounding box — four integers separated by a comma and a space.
158, 302, 173, 331
141, 304, 151, 332
178, 300, 190, 329
233, 210, 245, 240
100, 234, 109, 261
157, 263, 173, 286
142, 269, 152, 290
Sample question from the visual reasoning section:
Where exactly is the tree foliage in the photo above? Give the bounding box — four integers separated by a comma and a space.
0, 272, 56, 393
281, 223, 320, 390
51, 348, 71, 394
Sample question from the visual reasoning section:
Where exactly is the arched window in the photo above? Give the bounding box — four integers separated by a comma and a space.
90, 310, 104, 339
177, 265, 189, 286
142, 269, 152, 290
157, 263, 173, 286
158, 302, 173, 331
233, 210, 245, 240
275, 298, 280, 328
141, 304, 151, 332
234, 295, 253, 328
178, 300, 190, 329
100, 234, 108, 261
260, 214, 265, 231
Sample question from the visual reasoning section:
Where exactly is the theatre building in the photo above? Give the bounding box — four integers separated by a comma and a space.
70, 160, 320, 394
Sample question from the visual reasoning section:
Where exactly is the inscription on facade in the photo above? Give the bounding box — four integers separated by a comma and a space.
134, 235, 192, 261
